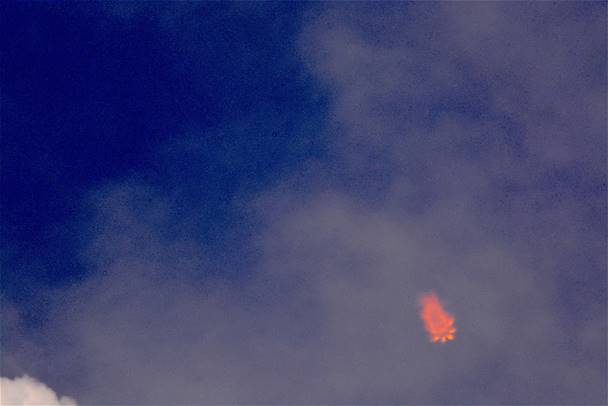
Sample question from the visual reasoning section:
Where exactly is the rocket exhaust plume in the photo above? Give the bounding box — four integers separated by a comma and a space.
419, 292, 457, 343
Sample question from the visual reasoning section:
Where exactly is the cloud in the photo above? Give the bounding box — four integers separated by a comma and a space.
3, 2, 605, 404
301, 2, 605, 175
291, 4, 605, 402
0, 376, 76, 406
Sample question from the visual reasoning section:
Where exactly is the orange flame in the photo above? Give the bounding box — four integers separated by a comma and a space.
419, 292, 457, 343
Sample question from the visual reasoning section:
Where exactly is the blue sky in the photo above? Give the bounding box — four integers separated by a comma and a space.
1, 2, 606, 405
2, 2, 326, 297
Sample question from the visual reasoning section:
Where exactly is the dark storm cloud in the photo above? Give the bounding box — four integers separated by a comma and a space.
3, 2, 605, 404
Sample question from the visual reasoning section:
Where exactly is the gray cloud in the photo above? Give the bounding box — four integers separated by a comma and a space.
6, 2, 605, 404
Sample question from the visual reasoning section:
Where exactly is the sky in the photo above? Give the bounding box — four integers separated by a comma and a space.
1, 2, 606, 405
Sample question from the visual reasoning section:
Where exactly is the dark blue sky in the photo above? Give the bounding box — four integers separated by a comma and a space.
2, 2, 327, 307
1, 2, 606, 405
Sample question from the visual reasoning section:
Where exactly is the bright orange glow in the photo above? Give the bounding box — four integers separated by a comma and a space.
419, 292, 457, 344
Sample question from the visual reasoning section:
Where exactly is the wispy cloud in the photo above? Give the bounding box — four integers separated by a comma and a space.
3, 2, 605, 404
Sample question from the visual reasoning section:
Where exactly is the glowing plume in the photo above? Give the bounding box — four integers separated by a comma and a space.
419, 292, 457, 344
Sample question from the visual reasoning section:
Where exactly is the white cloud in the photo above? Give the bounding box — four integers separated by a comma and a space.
0, 376, 76, 406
